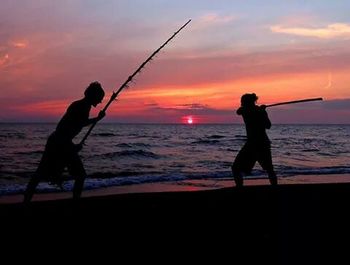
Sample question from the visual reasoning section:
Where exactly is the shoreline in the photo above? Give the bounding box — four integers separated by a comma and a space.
1, 173, 349, 204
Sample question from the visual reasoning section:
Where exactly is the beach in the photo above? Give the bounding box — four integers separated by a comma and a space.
1, 174, 349, 263
1, 123, 349, 262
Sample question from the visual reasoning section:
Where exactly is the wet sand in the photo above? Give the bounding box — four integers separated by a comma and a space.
1, 173, 350, 204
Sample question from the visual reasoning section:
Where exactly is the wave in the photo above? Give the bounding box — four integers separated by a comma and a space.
115, 143, 133, 148
191, 139, 220, 145
0, 173, 188, 196
92, 132, 119, 137
116, 143, 152, 148
91, 170, 162, 178
14, 150, 43, 155
276, 165, 350, 176
1, 165, 350, 196
99, 150, 162, 159
0, 132, 26, 139
0, 170, 34, 177
301, 148, 319, 152
207, 135, 226, 139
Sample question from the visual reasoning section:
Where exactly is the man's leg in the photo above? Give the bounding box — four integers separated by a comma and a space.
23, 174, 41, 203
231, 164, 243, 187
232, 143, 256, 187
258, 146, 277, 186
232, 144, 250, 187
73, 175, 86, 200
69, 153, 87, 200
267, 170, 278, 186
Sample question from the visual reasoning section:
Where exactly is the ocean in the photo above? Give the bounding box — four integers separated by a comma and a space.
0, 123, 349, 196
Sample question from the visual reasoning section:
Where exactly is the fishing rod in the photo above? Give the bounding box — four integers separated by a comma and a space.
266, 97, 323, 108
80, 19, 192, 145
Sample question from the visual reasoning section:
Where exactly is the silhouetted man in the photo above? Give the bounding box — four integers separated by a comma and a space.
232, 93, 277, 187
24, 81, 106, 202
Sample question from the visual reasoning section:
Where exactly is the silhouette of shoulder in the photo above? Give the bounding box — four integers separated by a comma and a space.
56, 99, 91, 139
66, 99, 91, 118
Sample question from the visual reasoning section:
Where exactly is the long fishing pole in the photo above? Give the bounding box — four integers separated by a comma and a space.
266, 97, 323, 108
80, 19, 191, 145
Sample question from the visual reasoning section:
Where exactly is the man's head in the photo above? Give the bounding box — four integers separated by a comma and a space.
84, 81, 105, 107
241, 93, 258, 108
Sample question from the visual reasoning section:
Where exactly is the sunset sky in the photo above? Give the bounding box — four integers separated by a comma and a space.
1, 0, 350, 124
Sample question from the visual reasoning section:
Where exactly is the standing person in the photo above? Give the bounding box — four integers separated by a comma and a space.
24, 81, 106, 203
231, 93, 277, 187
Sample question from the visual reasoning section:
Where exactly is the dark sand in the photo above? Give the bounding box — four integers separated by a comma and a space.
1, 179, 350, 263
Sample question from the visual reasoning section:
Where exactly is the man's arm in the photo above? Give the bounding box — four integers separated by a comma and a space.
236, 107, 243, 115
84, 110, 106, 126
260, 105, 271, 129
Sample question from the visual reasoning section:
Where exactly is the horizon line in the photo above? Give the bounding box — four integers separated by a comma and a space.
1, 122, 350, 126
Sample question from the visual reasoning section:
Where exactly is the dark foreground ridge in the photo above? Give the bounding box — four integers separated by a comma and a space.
1, 183, 349, 263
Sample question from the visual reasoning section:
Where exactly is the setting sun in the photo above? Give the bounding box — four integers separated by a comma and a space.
182, 115, 195, 124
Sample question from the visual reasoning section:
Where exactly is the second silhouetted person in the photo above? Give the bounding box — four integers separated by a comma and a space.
232, 93, 277, 187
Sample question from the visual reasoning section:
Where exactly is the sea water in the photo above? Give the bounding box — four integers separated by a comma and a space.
0, 123, 349, 195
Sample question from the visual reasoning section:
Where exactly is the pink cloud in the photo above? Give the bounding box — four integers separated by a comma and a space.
271, 23, 350, 39
0, 54, 9, 65
11, 40, 28, 48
